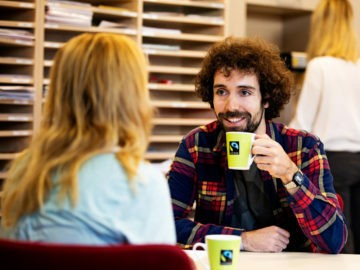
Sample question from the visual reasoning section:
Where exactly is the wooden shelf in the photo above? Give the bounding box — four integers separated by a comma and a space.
153, 117, 213, 126
0, 20, 34, 28
152, 100, 210, 109
0, 152, 20, 160
0, 1, 35, 9
143, 0, 225, 9
143, 14, 224, 26
0, 76, 33, 84
0, 113, 33, 122
0, 57, 33, 65
144, 49, 206, 58
44, 41, 63, 49
145, 151, 175, 160
142, 32, 223, 42
92, 6, 137, 18
149, 65, 199, 75
45, 23, 137, 36
246, 0, 316, 12
0, 171, 6, 179
0, 99, 34, 105
148, 83, 194, 92
150, 135, 183, 143
0, 130, 32, 137
0, 37, 34, 47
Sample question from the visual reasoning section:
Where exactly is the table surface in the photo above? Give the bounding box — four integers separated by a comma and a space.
185, 250, 360, 270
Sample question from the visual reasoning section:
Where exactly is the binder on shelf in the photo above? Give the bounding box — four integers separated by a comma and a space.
280, 51, 307, 71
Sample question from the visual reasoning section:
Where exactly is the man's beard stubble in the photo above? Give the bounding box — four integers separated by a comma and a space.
217, 106, 264, 133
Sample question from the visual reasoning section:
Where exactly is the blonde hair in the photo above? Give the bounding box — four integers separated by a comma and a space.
307, 0, 359, 62
2, 33, 153, 227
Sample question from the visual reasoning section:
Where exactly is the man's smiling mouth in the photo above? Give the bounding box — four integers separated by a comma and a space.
224, 117, 245, 123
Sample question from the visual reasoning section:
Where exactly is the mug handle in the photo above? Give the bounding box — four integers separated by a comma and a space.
192, 242, 206, 251
192, 243, 209, 270
249, 154, 256, 166
249, 135, 256, 166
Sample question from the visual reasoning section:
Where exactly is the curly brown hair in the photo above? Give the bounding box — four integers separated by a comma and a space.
195, 36, 294, 120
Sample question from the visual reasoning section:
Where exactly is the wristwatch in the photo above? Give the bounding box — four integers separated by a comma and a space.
284, 170, 304, 189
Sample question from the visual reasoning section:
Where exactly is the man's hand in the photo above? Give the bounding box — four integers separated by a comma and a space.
241, 226, 290, 252
252, 134, 298, 184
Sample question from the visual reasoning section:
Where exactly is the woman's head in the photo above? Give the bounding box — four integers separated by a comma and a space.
307, 0, 358, 61
46, 33, 153, 154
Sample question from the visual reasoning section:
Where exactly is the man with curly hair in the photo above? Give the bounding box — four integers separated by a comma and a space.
167, 37, 347, 254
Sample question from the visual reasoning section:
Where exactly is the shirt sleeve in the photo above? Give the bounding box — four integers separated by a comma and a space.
167, 139, 242, 248
289, 59, 323, 132
286, 136, 348, 253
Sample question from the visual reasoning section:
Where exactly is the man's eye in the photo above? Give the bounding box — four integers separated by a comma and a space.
240, 89, 251, 96
215, 89, 227, 96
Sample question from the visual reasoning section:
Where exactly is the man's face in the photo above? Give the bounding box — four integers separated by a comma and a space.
213, 69, 268, 133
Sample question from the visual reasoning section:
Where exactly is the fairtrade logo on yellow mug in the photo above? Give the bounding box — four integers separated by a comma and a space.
192, 235, 241, 270
226, 132, 255, 170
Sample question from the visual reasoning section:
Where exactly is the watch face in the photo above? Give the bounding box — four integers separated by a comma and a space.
293, 171, 304, 186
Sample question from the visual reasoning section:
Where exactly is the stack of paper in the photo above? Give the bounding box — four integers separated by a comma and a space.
46, 0, 93, 27
0, 86, 35, 101
0, 28, 34, 41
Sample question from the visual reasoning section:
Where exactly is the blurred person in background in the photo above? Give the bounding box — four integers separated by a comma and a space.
290, 0, 360, 253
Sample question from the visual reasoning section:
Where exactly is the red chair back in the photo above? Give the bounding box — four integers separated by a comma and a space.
0, 238, 196, 270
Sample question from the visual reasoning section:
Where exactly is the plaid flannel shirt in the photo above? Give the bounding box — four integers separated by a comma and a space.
168, 120, 347, 254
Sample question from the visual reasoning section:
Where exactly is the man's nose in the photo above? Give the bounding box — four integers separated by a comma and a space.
225, 94, 239, 111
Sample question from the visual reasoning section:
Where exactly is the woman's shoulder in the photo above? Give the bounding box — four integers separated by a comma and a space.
79, 154, 167, 187
138, 161, 167, 185
79, 153, 124, 176
309, 56, 357, 67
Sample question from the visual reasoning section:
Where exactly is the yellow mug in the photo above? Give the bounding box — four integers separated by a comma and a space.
192, 235, 241, 270
226, 132, 255, 170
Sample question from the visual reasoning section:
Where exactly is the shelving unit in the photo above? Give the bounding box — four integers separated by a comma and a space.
42, 0, 139, 84
142, 0, 225, 160
0, 0, 39, 189
0, 0, 226, 182
1, 0, 325, 186
248, 0, 319, 124
228, 0, 319, 124
245, 0, 316, 53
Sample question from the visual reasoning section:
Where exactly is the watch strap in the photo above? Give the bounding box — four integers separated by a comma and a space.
284, 180, 298, 189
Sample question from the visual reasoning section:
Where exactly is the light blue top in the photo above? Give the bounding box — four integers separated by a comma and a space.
2, 153, 176, 245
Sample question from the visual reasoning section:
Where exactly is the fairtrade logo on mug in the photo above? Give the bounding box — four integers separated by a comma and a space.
229, 141, 240, 155
220, 249, 233, 265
